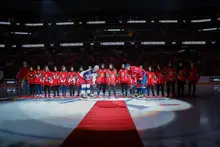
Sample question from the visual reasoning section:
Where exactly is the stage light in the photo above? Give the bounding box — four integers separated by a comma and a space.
159, 20, 178, 23
11, 32, 29, 35
16, 23, 20, 25
201, 28, 217, 31
0, 21, 11, 25
60, 43, 83, 47
101, 42, 124, 46
22, 44, 44, 48
182, 41, 206, 45
0, 44, 5, 48
106, 29, 122, 32
127, 20, 146, 23
191, 19, 211, 23
87, 21, 105, 24
141, 41, 165, 45
12, 45, 16, 48
25, 23, 43, 26
56, 22, 74, 25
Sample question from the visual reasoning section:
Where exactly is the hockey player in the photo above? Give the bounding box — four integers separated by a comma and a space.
128, 73, 137, 97
27, 66, 35, 96
36, 65, 43, 96
119, 64, 129, 97
43, 65, 52, 98
165, 62, 177, 97
60, 66, 68, 97
80, 65, 99, 98
75, 66, 84, 96
96, 63, 107, 97
155, 64, 165, 97
125, 64, 147, 98
17, 61, 29, 95
52, 66, 60, 97
106, 64, 118, 98
34, 67, 43, 97
68, 66, 76, 97
146, 66, 156, 96
188, 62, 200, 97
88, 65, 96, 95
177, 62, 187, 97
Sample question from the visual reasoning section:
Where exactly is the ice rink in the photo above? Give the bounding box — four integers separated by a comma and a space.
0, 84, 220, 147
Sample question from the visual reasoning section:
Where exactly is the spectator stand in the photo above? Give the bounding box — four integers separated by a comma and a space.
0, 78, 20, 99
209, 77, 220, 96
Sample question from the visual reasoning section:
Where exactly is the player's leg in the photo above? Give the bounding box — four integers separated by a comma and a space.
192, 80, 197, 97
121, 83, 125, 97
33, 84, 36, 96
161, 84, 165, 97
69, 85, 73, 96
57, 85, 60, 96
72, 85, 76, 96
113, 84, 117, 98
156, 84, 160, 96
125, 83, 128, 97
52, 86, 56, 97
177, 80, 181, 97
87, 84, 93, 97
48, 86, 51, 97
107, 85, 111, 98
166, 82, 171, 97
81, 84, 86, 98
181, 80, 185, 97
97, 84, 101, 96
103, 84, 106, 96
44, 86, 47, 97
172, 81, 176, 97
77, 85, 81, 96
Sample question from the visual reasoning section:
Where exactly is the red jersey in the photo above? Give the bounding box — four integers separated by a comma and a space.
146, 71, 156, 86
60, 72, 68, 86
188, 67, 200, 82
128, 75, 137, 86
68, 72, 76, 85
106, 68, 117, 85
127, 66, 145, 80
27, 71, 35, 84
43, 71, 53, 86
177, 68, 187, 81
96, 69, 106, 84
17, 67, 29, 80
34, 70, 43, 84
75, 72, 85, 86
52, 71, 60, 86
165, 67, 176, 82
118, 69, 129, 83
155, 70, 165, 84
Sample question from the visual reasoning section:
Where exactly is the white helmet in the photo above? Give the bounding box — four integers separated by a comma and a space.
94, 65, 99, 70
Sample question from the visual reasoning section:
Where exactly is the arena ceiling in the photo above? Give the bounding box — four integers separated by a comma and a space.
1, 0, 220, 16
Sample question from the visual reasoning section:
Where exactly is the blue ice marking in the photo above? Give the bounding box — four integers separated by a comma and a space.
59, 99, 82, 103
0, 128, 63, 140
127, 104, 149, 110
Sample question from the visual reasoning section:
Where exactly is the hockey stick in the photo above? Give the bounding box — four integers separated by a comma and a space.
92, 85, 101, 92
121, 81, 139, 96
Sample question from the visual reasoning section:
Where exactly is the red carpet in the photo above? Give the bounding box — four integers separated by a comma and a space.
61, 100, 144, 147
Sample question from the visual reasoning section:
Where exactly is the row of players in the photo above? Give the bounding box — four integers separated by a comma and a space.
17, 62, 200, 98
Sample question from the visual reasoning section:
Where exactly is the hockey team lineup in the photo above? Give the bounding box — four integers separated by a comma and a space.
17, 61, 200, 99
